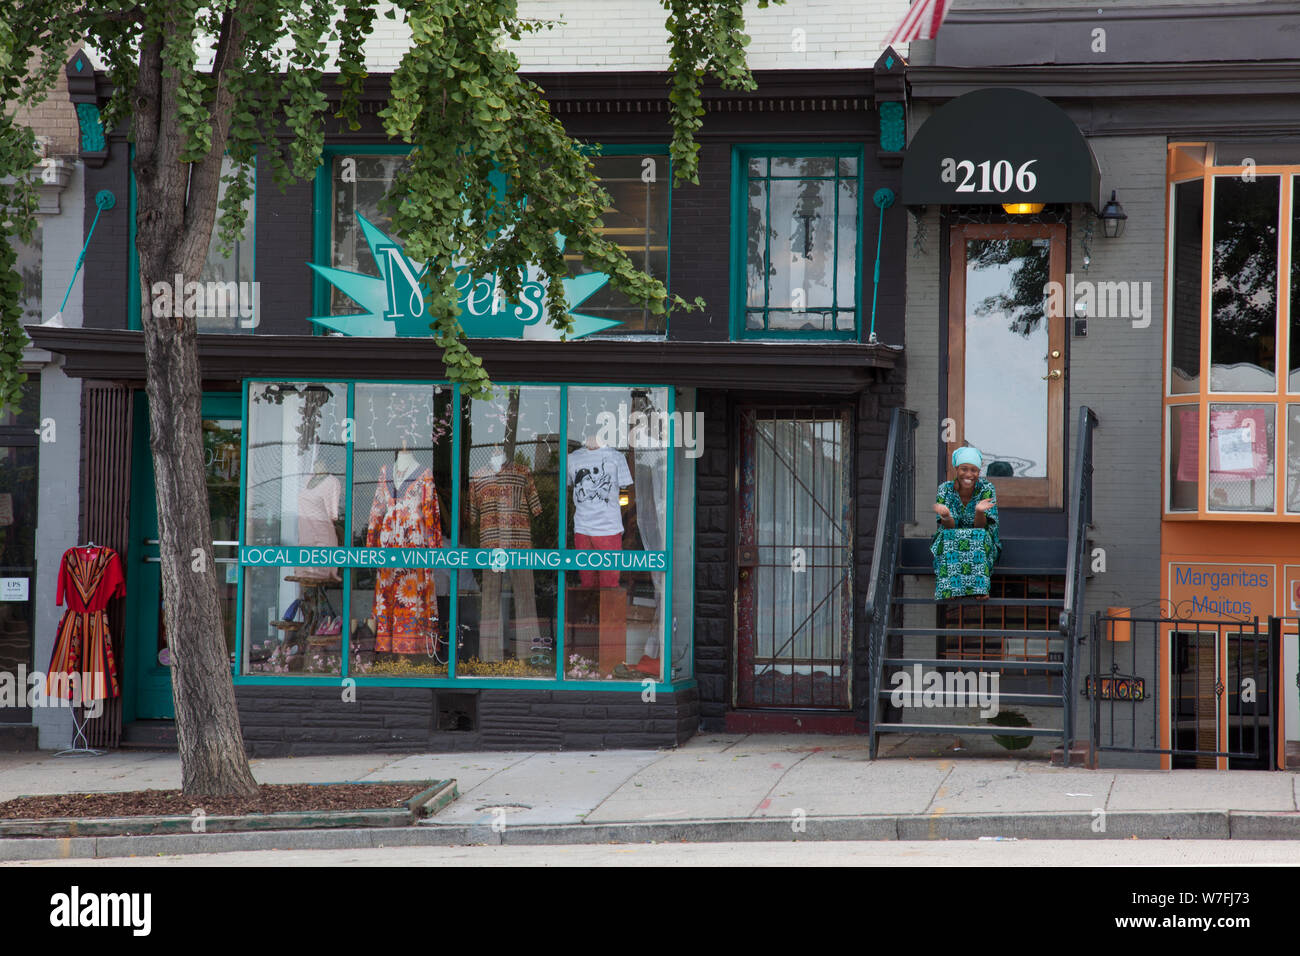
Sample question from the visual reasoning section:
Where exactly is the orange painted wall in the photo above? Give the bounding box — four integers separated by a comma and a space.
1160, 519, 1294, 769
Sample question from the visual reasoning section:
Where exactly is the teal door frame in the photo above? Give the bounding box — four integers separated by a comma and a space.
123, 390, 241, 721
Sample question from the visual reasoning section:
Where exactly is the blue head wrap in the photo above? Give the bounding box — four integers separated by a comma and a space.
952, 446, 983, 469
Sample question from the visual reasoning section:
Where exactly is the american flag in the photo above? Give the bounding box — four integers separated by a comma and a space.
883, 0, 954, 46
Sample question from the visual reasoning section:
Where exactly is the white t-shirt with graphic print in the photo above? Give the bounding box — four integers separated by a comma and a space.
567, 446, 633, 536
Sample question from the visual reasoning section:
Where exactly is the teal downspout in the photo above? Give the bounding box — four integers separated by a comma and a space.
868, 187, 894, 345
56, 188, 116, 316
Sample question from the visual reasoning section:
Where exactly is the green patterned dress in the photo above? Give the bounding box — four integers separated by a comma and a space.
931, 478, 1002, 600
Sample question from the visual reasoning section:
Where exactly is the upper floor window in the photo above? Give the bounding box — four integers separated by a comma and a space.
316, 145, 670, 335
195, 158, 256, 332
324, 149, 410, 317
1164, 143, 1300, 517
128, 154, 256, 332
733, 146, 862, 340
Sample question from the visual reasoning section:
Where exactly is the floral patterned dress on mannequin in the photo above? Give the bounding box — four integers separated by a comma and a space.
365, 462, 442, 654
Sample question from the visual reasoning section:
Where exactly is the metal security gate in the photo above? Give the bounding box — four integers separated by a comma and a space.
735, 406, 852, 709
1089, 613, 1282, 769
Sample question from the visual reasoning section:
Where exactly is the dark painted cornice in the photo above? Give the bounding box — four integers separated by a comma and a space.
943, 2, 1300, 26
907, 62, 1300, 102
933, 2, 1300, 67
314, 70, 874, 124
27, 328, 898, 393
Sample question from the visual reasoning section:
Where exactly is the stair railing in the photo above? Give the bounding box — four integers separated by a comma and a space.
863, 407, 917, 756
1058, 405, 1099, 762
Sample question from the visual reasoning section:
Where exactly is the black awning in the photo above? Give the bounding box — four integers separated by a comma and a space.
901, 88, 1100, 207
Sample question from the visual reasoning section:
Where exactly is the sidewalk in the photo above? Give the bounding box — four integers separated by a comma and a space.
3, 733, 1299, 859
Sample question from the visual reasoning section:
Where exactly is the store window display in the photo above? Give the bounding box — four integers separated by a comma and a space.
459, 386, 560, 677
237, 380, 678, 685
242, 382, 348, 674
565, 387, 668, 681
350, 384, 453, 675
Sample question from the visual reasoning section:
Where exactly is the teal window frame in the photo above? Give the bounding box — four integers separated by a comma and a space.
311, 144, 412, 329
576, 142, 673, 337
729, 143, 866, 341
233, 378, 688, 693
127, 149, 258, 331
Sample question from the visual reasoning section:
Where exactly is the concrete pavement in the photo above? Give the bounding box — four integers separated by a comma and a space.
3, 732, 1300, 859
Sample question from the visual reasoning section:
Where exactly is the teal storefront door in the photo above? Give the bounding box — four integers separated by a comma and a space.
125, 392, 242, 720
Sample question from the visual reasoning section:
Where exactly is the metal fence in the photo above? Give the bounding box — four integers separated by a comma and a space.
1088, 612, 1283, 769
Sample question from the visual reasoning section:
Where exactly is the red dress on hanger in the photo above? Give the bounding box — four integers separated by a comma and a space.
47, 546, 125, 705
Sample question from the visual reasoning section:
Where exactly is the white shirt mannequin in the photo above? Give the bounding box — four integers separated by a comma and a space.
489, 448, 506, 473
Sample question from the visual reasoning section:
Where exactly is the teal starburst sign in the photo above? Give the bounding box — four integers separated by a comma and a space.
308, 213, 620, 338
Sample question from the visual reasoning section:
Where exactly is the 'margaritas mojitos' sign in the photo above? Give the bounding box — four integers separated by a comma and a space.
308, 213, 618, 339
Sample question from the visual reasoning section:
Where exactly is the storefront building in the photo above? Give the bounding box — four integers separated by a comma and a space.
0, 58, 87, 751
892, 1, 1300, 768
28, 44, 907, 752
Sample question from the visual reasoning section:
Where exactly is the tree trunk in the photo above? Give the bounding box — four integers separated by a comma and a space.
131, 14, 259, 800
138, 280, 258, 797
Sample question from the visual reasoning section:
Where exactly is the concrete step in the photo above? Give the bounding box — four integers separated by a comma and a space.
882, 656, 1064, 672
900, 536, 1067, 576
0, 723, 37, 752
119, 720, 177, 751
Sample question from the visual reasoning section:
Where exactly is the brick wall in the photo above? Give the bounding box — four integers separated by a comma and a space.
693, 390, 730, 722
312, 0, 913, 74
81, 133, 132, 330
234, 684, 698, 756
852, 365, 906, 698
11, 48, 81, 158
1066, 134, 1166, 623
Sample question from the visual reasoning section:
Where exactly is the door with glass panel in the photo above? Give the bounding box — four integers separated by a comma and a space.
129, 393, 241, 720
735, 406, 852, 709
0, 382, 39, 723
948, 223, 1067, 508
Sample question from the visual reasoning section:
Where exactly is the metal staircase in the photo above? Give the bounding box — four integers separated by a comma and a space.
863, 407, 1098, 764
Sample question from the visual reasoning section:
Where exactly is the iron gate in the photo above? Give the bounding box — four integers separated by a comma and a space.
1088, 612, 1282, 768
735, 406, 853, 709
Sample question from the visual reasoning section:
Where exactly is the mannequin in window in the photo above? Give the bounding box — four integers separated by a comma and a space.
469, 443, 543, 661
567, 431, 632, 587
294, 456, 341, 584
366, 435, 442, 656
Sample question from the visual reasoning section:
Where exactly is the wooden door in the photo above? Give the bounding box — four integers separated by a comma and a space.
948, 223, 1067, 508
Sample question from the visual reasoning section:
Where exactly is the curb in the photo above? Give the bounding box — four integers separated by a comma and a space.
4, 809, 1299, 860
0, 779, 455, 839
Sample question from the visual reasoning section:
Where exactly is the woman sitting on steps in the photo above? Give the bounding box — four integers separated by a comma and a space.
931, 446, 1002, 601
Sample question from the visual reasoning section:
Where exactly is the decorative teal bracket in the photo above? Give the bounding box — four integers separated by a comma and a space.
879, 102, 905, 153
75, 103, 105, 153
66, 49, 110, 167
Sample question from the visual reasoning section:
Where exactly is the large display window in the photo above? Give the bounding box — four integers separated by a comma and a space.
236, 380, 687, 688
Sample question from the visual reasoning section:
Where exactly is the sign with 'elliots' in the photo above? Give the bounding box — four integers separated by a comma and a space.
308, 213, 618, 339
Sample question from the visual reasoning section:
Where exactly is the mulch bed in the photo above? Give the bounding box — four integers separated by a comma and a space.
0, 783, 421, 820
